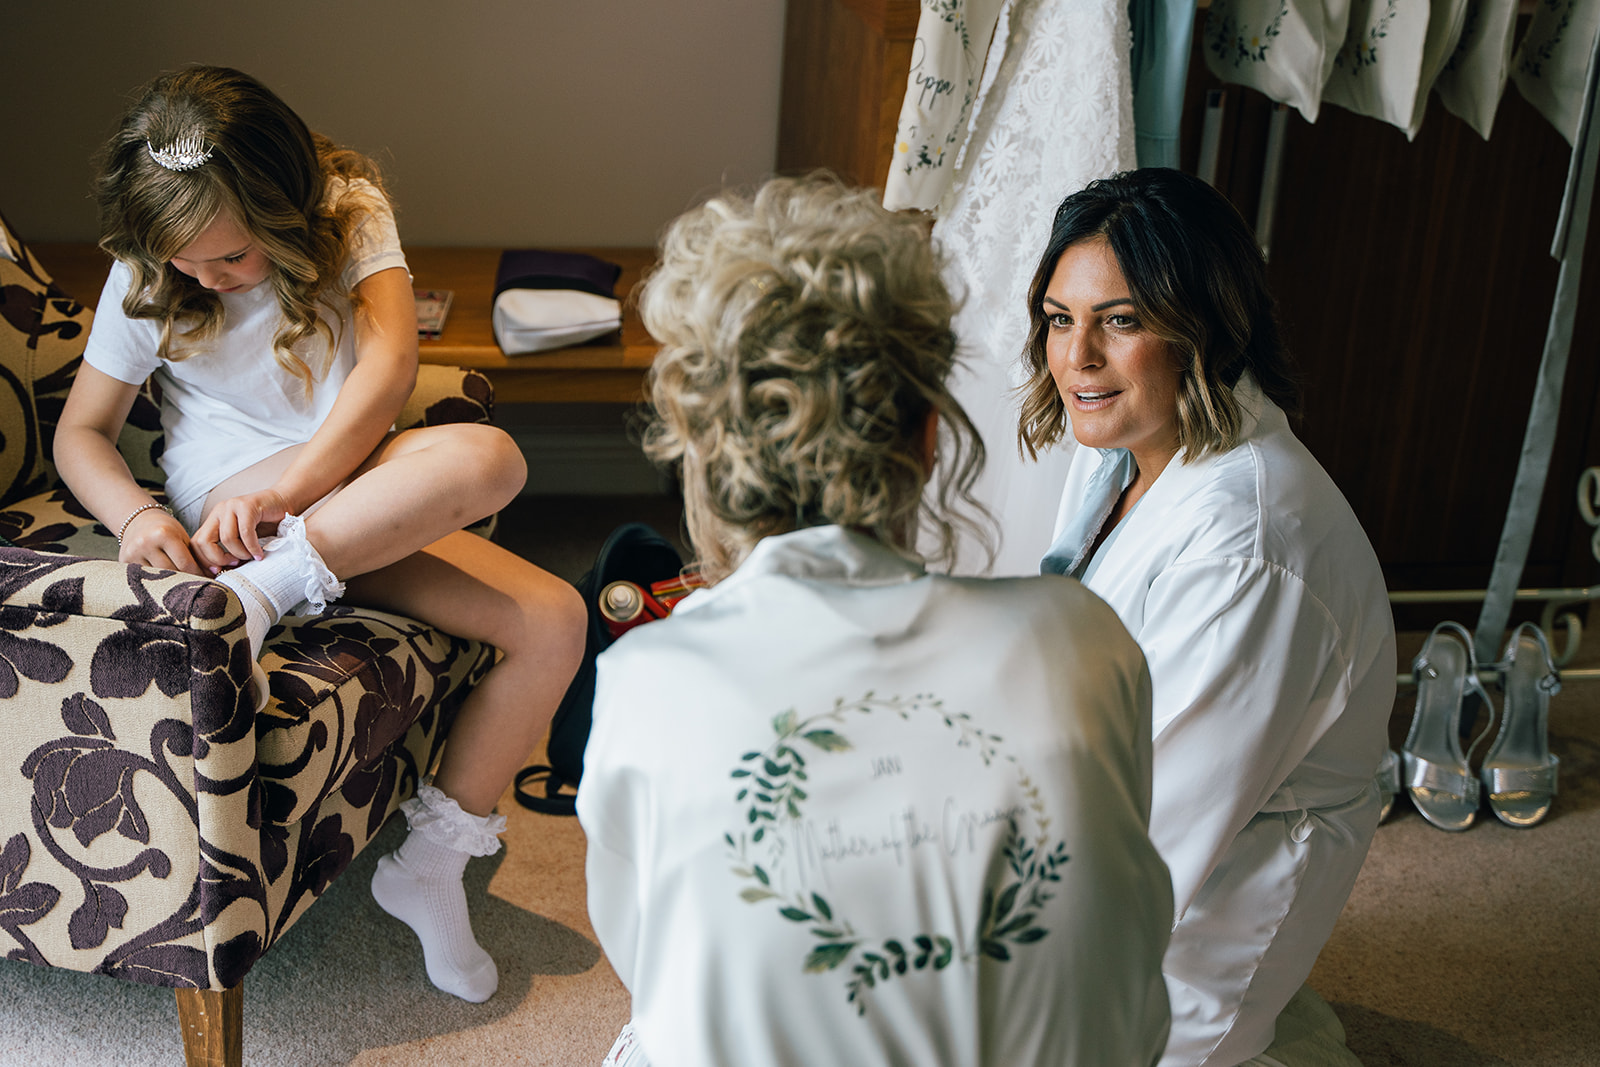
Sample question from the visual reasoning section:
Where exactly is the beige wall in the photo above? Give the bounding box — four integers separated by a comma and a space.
0, 0, 785, 247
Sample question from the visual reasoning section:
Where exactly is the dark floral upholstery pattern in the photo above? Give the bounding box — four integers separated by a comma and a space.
0, 211, 498, 991
1, 211, 92, 506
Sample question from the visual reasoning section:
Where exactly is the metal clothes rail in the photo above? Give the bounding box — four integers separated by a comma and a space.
1392, 466, 1600, 687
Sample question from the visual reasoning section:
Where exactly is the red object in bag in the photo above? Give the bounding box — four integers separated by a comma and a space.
600, 580, 669, 638
648, 568, 707, 610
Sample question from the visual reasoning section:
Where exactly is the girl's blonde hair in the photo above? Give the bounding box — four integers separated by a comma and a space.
639, 175, 991, 583
95, 65, 387, 392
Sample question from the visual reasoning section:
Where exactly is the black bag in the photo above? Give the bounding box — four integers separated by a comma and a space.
514, 522, 683, 815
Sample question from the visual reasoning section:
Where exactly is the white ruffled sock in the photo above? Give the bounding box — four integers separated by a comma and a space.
603, 1023, 654, 1067
214, 513, 345, 661
371, 783, 506, 1003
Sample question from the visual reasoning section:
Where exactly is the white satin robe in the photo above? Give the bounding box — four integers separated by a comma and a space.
580, 526, 1173, 1067
1042, 380, 1396, 1067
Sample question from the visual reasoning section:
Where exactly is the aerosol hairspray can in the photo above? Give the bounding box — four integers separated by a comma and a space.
599, 580, 668, 638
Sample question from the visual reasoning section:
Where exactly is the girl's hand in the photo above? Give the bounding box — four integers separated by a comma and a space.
193, 489, 291, 573
118, 507, 205, 576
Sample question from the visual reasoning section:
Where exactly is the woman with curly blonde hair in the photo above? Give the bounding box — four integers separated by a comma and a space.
636, 174, 990, 580
577, 175, 1174, 1067
55, 65, 585, 1004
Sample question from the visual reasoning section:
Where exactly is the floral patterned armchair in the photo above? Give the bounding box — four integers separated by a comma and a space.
0, 212, 497, 1064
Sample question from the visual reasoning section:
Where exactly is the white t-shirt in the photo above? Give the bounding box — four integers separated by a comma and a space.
83, 178, 407, 527
579, 525, 1174, 1067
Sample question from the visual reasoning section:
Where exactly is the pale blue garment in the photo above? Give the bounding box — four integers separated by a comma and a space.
1130, 0, 1196, 169
1041, 447, 1136, 578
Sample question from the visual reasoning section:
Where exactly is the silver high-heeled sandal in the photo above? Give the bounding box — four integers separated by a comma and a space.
1402, 622, 1495, 831
1480, 623, 1561, 828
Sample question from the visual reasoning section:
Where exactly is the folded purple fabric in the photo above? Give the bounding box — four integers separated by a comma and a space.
494, 249, 621, 301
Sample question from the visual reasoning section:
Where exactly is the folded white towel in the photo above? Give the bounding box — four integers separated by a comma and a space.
493, 288, 622, 355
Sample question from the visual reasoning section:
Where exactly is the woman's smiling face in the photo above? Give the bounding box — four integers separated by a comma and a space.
1043, 236, 1183, 476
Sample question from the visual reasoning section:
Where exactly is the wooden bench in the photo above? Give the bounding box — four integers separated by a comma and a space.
34, 243, 658, 405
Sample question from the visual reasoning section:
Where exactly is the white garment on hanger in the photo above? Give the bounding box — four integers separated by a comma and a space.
1319, 0, 1431, 133
883, 0, 1007, 211
1407, 0, 1474, 135
1512, 0, 1600, 146
1201, 0, 1353, 121
1433, 0, 1522, 138
929, 0, 1137, 576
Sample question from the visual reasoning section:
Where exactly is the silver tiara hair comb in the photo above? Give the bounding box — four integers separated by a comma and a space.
147, 133, 214, 172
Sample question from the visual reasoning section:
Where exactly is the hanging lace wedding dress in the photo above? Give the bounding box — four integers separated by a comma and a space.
924, 0, 1137, 575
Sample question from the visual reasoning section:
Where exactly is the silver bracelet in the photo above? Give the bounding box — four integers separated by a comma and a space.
117, 501, 172, 545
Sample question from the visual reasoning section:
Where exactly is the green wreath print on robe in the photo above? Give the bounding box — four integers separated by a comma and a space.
723, 691, 1069, 1016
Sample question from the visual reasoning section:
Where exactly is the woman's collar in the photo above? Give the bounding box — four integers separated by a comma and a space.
1233, 371, 1267, 439
675, 526, 925, 614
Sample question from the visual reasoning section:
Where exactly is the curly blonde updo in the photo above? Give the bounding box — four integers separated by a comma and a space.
639, 175, 988, 582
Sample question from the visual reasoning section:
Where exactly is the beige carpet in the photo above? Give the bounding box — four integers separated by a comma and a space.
1311, 628, 1600, 1067
0, 771, 629, 1065
1, 496, 1595, 1065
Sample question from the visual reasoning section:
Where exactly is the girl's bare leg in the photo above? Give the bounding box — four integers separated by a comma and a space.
209, 423, 586, 1002
300, 422, 531, 579
208, 423, 585, 794
344, 530, 586, 812
355, 535, 583, 1003
308, 421, 589, 803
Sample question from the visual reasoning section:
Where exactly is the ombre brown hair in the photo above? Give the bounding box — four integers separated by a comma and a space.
1017, 168, 1299, 462
95, 65, 387, 391
638, 174, 992, 581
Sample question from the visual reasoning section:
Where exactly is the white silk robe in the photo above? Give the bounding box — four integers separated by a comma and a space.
1043, 379, 1396, 1066
580, 526, 1173, 1066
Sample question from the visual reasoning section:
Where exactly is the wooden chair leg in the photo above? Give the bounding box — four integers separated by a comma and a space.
174, 983, 243, 1067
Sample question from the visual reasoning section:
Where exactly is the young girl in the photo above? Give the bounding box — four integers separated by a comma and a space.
54, 65, 586, 1004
